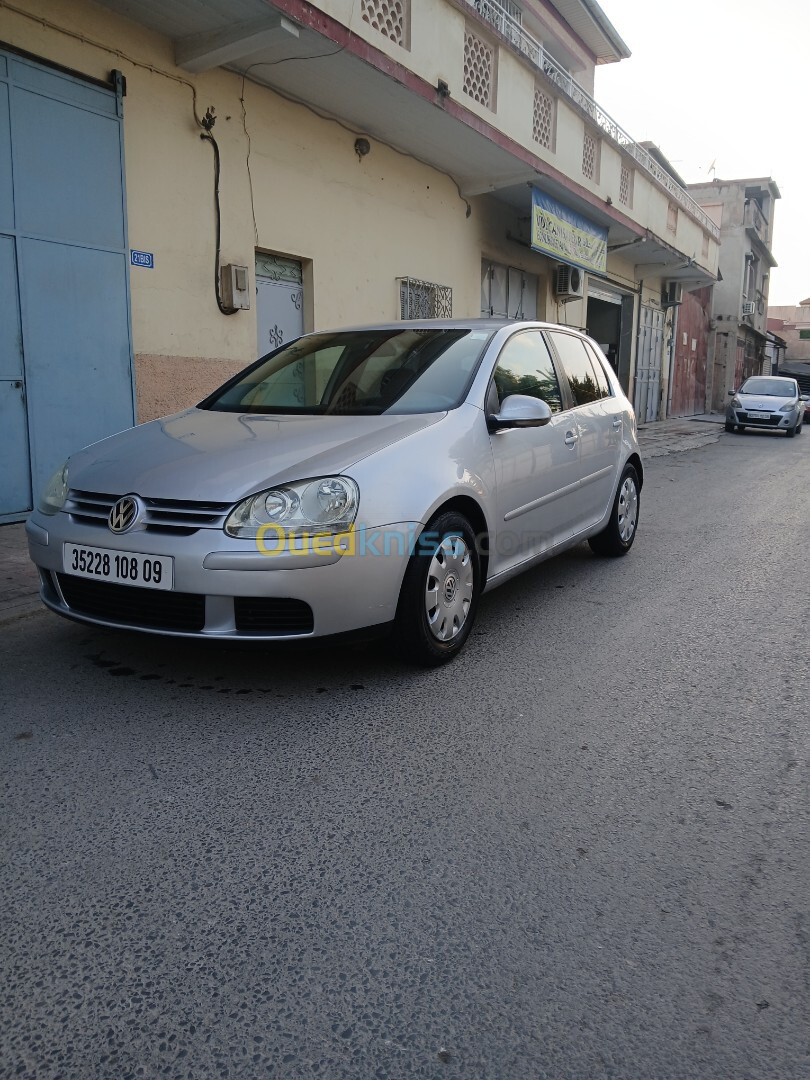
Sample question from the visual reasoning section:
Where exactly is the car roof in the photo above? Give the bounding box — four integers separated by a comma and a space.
310, 318, 591, 336
744, 375, 795, 384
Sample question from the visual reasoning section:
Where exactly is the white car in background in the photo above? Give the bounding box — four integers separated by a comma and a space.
725, 376, 805, 436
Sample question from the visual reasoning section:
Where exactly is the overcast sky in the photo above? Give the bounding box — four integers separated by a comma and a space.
594, 0, 806, 307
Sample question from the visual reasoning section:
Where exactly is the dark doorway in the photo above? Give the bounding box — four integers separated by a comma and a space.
587, 297, 621, 371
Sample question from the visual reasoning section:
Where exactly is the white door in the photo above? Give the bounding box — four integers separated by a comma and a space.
634, 305, 664, 423
488, 330, 581, 576
255, 253, 303, 356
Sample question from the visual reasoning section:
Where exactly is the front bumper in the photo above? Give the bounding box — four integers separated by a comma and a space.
726, 407, 799, 430
26, 513, 416, 640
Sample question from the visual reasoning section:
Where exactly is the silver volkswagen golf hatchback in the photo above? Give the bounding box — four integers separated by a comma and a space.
28, 320, 642, 664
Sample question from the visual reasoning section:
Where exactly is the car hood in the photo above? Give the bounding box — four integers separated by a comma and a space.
68, 408, 445, 501
737, 393, 795, 409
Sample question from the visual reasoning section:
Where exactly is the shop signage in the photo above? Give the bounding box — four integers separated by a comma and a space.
530, 189, 607, 274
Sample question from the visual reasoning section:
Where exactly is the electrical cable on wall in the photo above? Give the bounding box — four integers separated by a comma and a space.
199, 107, 238, 316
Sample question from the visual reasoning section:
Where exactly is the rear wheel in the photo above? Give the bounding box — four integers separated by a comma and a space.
588, 464, 640, 558
393, 511, 481, 666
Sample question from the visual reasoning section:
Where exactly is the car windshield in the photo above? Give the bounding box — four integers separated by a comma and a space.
740, 378, 796, 398
202, 328, 493, 415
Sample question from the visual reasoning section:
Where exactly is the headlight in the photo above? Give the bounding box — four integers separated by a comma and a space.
39, 461, 70, 515
730, 396, 741, 408
780, 402, 797, 413
225, 477, 359, 538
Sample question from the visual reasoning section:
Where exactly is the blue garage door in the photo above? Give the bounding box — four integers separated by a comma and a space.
0, 51, 134, 522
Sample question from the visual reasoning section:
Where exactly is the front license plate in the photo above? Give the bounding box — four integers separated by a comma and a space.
749, 410, 771, 419
63, 544, 173, 591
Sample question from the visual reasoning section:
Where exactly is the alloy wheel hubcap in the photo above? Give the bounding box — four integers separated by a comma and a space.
425, 535, 473, 641
617, 477, 638, 542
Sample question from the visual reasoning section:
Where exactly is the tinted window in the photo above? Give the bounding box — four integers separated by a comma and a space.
492, 331, 563, 413
585, 343, 612, 398
549, 332, 603, 406
202, 328, 493, 415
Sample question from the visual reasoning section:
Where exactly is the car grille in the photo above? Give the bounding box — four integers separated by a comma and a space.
66, 489, 231, 534
57, 574, 206, 631
234, 597, 314, 634
737, 412, 781, 427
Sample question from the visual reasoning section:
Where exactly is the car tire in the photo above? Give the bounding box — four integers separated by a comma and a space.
588, 464, 640, 558
796, 421, 802, 435
787, 424, 796, 438
394, 511, 481, 666
724, 421, 735, 433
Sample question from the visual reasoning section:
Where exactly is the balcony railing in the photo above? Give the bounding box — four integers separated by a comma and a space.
470, 0, 720, 239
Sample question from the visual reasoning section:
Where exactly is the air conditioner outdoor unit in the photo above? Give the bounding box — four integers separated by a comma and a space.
742, 301, 756, 316
554, 264, 584, 300
663, 281, 683, 307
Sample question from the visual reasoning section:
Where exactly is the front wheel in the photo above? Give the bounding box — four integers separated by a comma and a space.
589, 464, 640, 558
393, 511, 481, 666
787, 424, 796, 438
724, 421, 736, 433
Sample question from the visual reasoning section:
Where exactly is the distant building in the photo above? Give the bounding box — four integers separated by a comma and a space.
768, 300, 810, 364
768, 300, 810, 391
688, 178, 780, 409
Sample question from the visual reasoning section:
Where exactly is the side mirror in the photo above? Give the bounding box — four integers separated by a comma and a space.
489, 393, 553, 430
727, 389, 735, 396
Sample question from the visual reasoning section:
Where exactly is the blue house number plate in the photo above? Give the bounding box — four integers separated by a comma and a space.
130, 250, 154, 268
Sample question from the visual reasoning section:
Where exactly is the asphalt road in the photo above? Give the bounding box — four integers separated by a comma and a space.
2, 428, 809, 1079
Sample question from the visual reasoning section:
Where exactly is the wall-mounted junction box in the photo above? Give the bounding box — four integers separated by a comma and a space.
221, 263, 250, 310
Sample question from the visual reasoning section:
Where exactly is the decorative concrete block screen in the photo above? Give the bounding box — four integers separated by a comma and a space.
620, 165, 633, 207
533, 87, 554, 149
361, 0, 408, 47
582, 131, 599, 181
463, 29, 494, 109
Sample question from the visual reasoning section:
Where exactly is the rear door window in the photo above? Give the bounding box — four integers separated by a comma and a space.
548, 332, 606, 406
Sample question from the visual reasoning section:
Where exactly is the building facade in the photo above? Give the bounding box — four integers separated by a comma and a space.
1, 0, 719, 523
688, 177, 779, 411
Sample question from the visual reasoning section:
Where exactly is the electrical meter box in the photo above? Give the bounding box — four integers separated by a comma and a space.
221, 264, 250, 310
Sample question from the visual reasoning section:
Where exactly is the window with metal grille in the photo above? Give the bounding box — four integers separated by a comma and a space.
532, 87, 555, 150
667, 203, 678, 233
463, 28, 495, 109
399, 278, 453, 319
361, 0, 409, 48
582, 131, 600, 182
619, 164, 633, 207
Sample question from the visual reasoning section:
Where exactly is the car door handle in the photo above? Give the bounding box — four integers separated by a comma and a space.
564, 430, 578, 447
612, 418, 622, 429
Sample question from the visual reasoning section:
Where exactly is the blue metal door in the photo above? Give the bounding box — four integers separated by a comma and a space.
0, 50, 134, 523
0, 235, 31, 515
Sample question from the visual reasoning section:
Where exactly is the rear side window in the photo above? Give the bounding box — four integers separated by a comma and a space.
491, 331, 563, 412
548, 332, 606, 406
585, 343, 612, 398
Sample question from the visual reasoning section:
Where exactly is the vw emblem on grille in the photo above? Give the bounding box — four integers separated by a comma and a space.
108, 495, 142, 534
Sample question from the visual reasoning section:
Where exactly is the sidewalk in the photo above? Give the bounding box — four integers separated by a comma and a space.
0, 521, 42, 626
636, 412, 725, 458
0, 412, 728, 626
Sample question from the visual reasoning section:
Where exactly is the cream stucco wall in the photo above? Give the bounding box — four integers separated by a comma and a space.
4, 0, 703, 424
